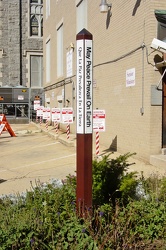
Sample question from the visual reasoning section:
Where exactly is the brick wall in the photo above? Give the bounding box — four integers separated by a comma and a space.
43, 0, 166, 162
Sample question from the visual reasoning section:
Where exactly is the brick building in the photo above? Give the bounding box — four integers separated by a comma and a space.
43, 0, 166, 166
0, 0, 43, 122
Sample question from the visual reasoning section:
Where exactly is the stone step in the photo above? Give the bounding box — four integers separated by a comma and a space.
150, 154, 166, 169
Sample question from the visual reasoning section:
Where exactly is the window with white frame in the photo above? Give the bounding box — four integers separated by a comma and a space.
57, 24, 63, 78
30, 55, 43, 88
30, 0, 43, 37
46, 0, 50, 19
76, 0, 87, 33
46, 39, 51, 83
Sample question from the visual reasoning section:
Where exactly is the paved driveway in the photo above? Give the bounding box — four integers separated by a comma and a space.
1, 122, 166, 196
0, 124, 76, 195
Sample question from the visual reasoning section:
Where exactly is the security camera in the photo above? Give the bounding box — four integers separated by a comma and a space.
151, 38, 166, 53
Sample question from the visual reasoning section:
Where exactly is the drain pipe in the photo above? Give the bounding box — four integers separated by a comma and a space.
19, 0, 22, 85
140, 43, 145, 115
72, 80, 75, 112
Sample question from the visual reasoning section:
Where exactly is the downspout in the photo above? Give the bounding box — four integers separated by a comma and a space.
140, 43, 145, 115
63, 83, 65, 107
19, 0, 22, 85
72, 80, 75, 118
72, 80, 75, 109
140, 14, 146, 116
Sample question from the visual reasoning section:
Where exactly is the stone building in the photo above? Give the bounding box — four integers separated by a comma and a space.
0, 0, 43, 122
43, 0, 166, 167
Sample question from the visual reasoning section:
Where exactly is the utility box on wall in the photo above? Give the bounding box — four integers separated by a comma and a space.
151, 85, 162, 106
13, 88, 29, 103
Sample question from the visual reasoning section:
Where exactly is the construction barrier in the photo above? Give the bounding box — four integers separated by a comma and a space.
0, 114, 16, 137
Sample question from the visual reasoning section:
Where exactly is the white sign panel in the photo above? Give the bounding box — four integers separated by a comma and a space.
52, 108, 61, 122
42, 108, 47, 119
66, 49, 73, 77
85, 40, 93, 133
42, 107, 51, 120
34, 100, 40, 110
77, 39, 84, 133
77, 39, 93, 134
18, 95, 24, 100
36, 107, 40, 117
0, 124, 5, 134
36, 106, 44, 117
40, 106, 44, 117
93, 110, 106, 132
61, 107, 73, 124
126, 68, 135, 87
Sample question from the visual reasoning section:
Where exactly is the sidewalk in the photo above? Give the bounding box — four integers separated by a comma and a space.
31, 122, 166, 178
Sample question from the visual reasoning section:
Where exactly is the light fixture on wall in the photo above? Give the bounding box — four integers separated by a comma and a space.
66, 43, 74, 51
99, 0, 112, 13
70, 43, 74, 50
66, 99, 70, 107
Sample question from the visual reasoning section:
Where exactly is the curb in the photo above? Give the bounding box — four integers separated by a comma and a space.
33, 122, 76, 147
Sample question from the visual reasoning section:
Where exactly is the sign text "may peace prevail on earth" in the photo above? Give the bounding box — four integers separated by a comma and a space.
77, 39, 93, 134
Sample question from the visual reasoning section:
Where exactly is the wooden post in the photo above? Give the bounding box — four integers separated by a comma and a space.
76, 29, 93, 214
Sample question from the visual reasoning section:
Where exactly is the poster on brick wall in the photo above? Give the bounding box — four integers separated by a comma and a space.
126, 68, 135, 87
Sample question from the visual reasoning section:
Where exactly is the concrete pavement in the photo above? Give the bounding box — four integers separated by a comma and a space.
0, 123, 76, 195
0, 122, 166, 196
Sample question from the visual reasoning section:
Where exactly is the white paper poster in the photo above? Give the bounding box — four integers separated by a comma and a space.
126, 68, 135, 87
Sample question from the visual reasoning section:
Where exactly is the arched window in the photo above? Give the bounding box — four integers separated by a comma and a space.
30, 16, 38, 36
30, 0, 43, 37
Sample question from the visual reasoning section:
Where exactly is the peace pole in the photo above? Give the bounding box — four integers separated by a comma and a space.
76, 29, 93, 214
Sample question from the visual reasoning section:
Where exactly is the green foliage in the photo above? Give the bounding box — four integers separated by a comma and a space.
119, 172, 138, 202
92, 152, 137, 205
160, 177, 166, 201
0, 154, 166, 249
